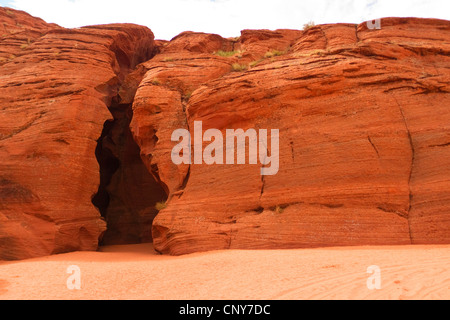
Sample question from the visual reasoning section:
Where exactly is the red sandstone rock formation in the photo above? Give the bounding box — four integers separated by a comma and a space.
145, 18, 450, 255
0, 7, 449, 260
0, 7, 155, 259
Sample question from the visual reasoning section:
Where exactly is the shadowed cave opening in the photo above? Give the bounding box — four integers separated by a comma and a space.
92, 100, 168, 246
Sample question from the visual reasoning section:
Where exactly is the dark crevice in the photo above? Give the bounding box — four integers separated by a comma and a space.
320, 203, 344, 209
368, 136, 380, 158
246, 206, 264, 214
259, 175, 265, 199
429, 142, 450, 148
377, 206, 408, 219
92, 98, 168, 246
179, 167, 190, 193
392, 95, 414, 244
92, 119, 120, 218
290, 141, 295, 161
171, 99, 191, 200
355, 24, 360, 42
319, 26, 329, 50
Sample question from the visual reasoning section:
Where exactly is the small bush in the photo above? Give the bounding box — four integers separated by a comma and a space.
249, 59, 263, 68
155, 201, 167, 211
311, 49, 325, 56
231, 63, 247, 72
264, 51, 274, 59
303, 21, 315, 30
264, 50, 284, 59
215, 50, 238, 57
20, 43, 29, 50
162, 57, 174, 62
294, 49, 326, 58
151, 78, 161, 85
276, 206, 284, 214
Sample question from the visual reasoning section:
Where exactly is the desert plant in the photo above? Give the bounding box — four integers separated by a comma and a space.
269, 205, 287, 214
20, 43, 29, 50
231, 63, 247, 72
155, 201, 167, 211
275, 205, 285, 214
311, 49, 325, 56
183, 90, 193, 100
294, 49, 326, 58
150, 78, 161, 85
249, 59, 264, 68
264, 50, 284, 59
264, 51, 274, 59
215, 50, 238, 57
303, 21, 315, 30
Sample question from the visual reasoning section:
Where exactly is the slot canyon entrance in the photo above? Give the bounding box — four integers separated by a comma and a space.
92, 100, 167, 245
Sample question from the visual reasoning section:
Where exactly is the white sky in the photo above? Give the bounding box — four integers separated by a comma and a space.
2, 0, 449, 40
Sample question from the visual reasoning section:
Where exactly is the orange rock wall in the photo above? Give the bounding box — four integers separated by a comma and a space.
0, 8, 155, 259
1, 7, 449, 259
141, 19, 450, 254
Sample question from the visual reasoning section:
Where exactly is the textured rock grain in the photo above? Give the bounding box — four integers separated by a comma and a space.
1, 9, 449, 259
0, 8, 155, 259
148, 18, 450, 255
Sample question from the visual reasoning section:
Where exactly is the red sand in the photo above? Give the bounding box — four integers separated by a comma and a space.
0, 244, 449, 300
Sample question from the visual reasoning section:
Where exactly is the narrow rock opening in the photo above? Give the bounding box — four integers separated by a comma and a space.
92, 99, 168, 245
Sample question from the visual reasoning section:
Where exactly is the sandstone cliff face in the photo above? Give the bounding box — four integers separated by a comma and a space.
0, 8, 155, 259
0, 7, 449, 260
141, 18, 450, 255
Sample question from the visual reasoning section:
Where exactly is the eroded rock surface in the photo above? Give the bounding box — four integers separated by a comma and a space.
1, 8, 449, 259
143, 18, 450, 255
0, 8, 155, 259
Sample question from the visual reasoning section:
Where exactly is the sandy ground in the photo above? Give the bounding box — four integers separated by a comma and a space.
0, 244, 449, 300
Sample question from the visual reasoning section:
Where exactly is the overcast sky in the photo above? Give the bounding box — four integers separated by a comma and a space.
1, 0, 449, 40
